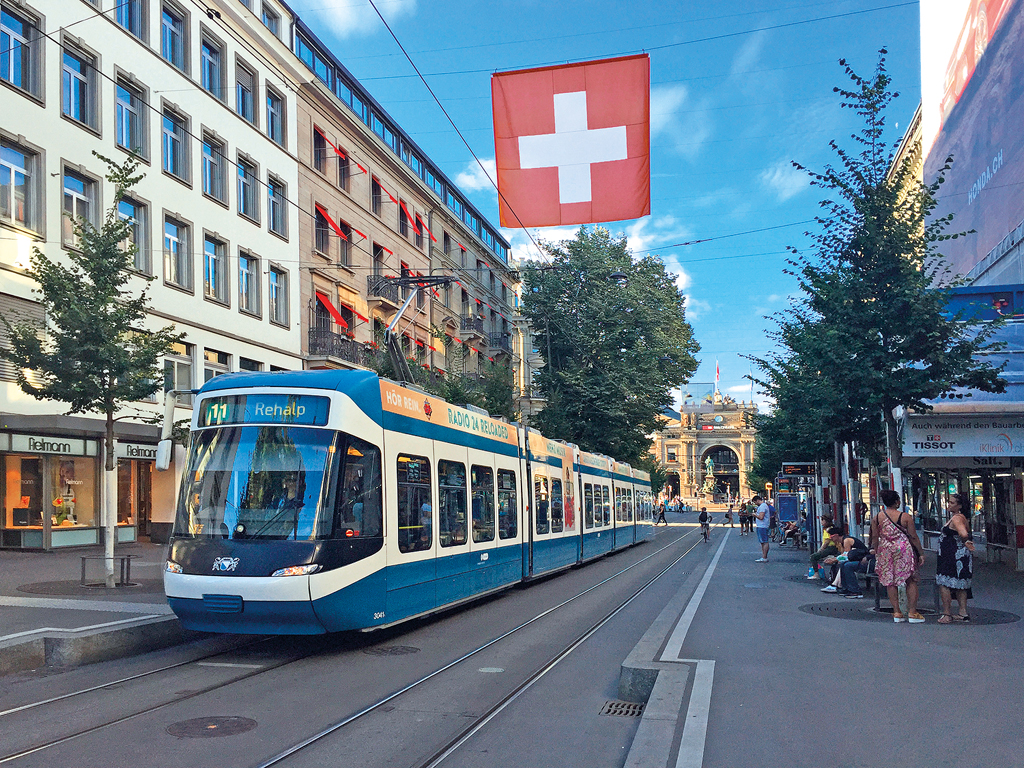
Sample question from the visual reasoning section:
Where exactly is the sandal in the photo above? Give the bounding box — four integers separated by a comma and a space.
938, 614, 953, 624
953, 614, 971, 623
908, 612, 926, 624
892, 612, 907, 623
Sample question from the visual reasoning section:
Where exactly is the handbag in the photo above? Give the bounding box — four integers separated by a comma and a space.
885, 511, 922, 562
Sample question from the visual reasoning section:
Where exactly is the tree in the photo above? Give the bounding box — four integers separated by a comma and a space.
0, 154, 182, 586
522, 227, 700, 465
749, 52, 1005, 494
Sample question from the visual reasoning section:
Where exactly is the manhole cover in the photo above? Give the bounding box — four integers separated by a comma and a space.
363, 645, 421, 656
166, 716, 258, 738
798, 603, 1019, 625
600, 700, 645, 717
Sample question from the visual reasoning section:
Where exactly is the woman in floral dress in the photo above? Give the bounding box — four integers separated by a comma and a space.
936, 492, 975, 623
870, 489, 926, 623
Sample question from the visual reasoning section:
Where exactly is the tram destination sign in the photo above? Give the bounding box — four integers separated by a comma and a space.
199, 394, 330, 427
781, 462, 815, 476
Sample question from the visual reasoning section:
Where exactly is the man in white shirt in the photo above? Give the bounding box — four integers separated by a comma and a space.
754, 494, 771, 562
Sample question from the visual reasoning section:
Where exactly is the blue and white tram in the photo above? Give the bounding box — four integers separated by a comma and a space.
164, 370, 652, 634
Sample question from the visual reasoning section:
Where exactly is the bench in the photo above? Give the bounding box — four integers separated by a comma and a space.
80, 554, 137, 587
859, 559, 941, 613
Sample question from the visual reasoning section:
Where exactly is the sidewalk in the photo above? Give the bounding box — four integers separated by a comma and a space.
0, 541, 188, 674
619, 526, 1024, 768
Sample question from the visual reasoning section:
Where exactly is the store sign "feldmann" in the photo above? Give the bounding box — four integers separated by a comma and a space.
903, 415, 1024, 457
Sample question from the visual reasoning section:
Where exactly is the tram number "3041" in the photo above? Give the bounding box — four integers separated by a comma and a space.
373, 612, 385, 620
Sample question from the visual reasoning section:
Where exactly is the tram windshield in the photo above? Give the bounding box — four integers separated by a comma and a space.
173, 425, 336, 540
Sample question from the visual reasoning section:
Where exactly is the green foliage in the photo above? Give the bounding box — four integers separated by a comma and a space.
633, 453, 668, 497
522, 226, 699, 465
749, 52, 1005, 471
0, 153, 183, 466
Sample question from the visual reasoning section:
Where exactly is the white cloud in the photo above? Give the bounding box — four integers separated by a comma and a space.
730, 32, 766, 77
289, 0, 417, 38
683, 294, 710, 320
760, 160, 808, 202
673, 269, 692, 293
455, 158, 497, 192
651, 85, 688, 137
649, 84, 712, 160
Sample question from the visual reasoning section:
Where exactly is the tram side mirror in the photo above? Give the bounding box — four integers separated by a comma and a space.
156, 439, 173, 471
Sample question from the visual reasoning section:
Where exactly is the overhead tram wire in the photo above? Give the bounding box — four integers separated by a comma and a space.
357, 1, 918, 81
632, 220, 816, 253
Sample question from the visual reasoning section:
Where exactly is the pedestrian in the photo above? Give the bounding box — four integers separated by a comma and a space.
936, 492, 975, 623
753, 494, 771, 562
807, 527, 841, 579
725, 503, 734, 528
655, 501, 667, 526
819, 526, 869, 594
739, 499, 751, 535
870, 489, 926, 623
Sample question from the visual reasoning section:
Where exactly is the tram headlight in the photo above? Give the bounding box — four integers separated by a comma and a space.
270, 564, 322, 577
165, 560, 183, 574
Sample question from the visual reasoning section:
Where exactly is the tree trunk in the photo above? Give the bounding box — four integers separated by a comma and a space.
104, 411, 117, 588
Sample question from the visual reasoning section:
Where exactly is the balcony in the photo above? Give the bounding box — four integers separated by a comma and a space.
367, 274, 399, 308
308, 328, 365, 366
461, 315, 485, 338
488, 333, 511, 354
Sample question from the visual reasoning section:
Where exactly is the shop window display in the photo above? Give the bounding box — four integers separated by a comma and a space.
2, 454, 96, 530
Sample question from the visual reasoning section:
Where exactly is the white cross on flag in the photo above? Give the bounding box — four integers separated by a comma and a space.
491, 54, 650, 228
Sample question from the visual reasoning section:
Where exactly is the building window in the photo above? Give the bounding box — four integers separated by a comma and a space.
314, 207, 330, 255
371, 178, 382, 216
372, 243, 385, 275
443, 232, 451, 255
261, 4, 280, 36
399, 202, 409, 237
116, 81, 145, 155
268, 176, 286, 236
1, 8, 39, 96
313, 129, 326, 173
164, 341, 193, 406
338, 219, 351, 266
237, 158, 257, 221
116, 0, 145, 40
202, 134, 226, 202
337, 150, 349, 190
164, 216, 191, 289
204, 235, 227, 303
269, 267, 288, 326
239, 357, 262, 371
203, 348, 229, 382
236, 63, 255, 124
0, 141, 36, 232
161, 5, 186, 72
162, 109, 188, 180
667, 447, 677, 463
62, 171, 94, 248
200, 36, 223, 99
62, 49, 95, 128
239, 252, 260, 315
266, 87, 283, 145
118, 197, 149, 273
415, 215, 424, 249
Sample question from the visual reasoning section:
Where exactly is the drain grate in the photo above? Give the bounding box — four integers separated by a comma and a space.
600, 700, 645, 717
166, 716, 257, 738
363, 645, 421, 656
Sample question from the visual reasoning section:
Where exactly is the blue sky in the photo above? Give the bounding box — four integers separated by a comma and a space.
289, 0, 922, 408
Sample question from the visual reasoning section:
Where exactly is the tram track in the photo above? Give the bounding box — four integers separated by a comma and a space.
0, 526, 701, 766
254, 528, 710, 768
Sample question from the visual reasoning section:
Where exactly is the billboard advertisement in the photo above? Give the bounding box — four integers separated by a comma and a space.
921, 0, 1024, 277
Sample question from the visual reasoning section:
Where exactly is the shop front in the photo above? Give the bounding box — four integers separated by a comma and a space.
903, 413, 1024, 570
116, 442, 157, 542
1, 433, 100, 549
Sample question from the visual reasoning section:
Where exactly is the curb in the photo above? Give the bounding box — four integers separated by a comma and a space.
0, 615, 202, 676
618, 555, 706, 768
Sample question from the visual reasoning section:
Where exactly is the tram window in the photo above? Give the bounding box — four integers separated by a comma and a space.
535, 475, 549, 535
614, 488, 622, 522
584, 484, 594, 529
550, 479, 564, 533
497, 469, 517, 539
397, 454, 431, 552
471, 465, 495, 543
332, 436, 383, 538
625, 489, 633, 522
437, 460, 467, 547
602, 486, 611, 526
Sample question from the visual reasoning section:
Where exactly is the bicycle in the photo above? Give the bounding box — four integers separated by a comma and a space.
701, 519, 711, 542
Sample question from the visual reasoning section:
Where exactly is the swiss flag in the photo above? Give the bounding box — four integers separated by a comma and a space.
492, 54, 650, 228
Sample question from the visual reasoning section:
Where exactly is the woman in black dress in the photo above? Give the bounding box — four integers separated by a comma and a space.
936, 492, 975, 623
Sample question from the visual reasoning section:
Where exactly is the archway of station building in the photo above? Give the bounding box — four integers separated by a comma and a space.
701, 445, 741, 498
663, 472, 681, 501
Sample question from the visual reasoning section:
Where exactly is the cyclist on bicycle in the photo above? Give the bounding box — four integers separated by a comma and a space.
698, 507, 712, 542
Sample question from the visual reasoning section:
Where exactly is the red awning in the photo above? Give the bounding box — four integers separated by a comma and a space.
315, 291, 348, 329
340, 302, 370, 324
